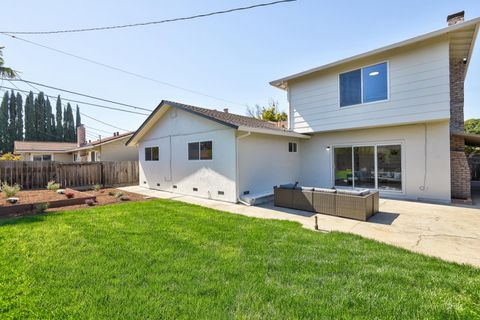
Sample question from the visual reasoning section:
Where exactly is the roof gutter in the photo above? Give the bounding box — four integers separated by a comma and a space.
237, 126, 310, 139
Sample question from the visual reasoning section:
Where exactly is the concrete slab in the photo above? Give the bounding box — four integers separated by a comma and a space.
119, 186, 480, 268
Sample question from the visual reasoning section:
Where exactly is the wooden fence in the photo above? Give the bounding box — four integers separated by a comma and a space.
0, 161, 139, 189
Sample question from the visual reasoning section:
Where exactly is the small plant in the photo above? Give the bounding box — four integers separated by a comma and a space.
93, 184, 101, 192
47, 180, 60, 192
35, 202, 49, 213
6, 197, 19, 204
65, 192, 75, 199
1, 182, 21, 197
85, 199, 95, 206
108, 191, 116, 196
119, 195, 130, 201
114, 192, 124, 199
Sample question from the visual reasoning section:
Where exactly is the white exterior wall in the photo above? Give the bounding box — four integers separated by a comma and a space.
289, 37, 451, 133
100, 138, 138, 161
138, 107, 237, 202
299, 121, 451, 202
237, 133, 301, 196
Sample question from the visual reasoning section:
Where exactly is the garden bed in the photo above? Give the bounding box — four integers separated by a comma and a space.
0, 188, 96, 217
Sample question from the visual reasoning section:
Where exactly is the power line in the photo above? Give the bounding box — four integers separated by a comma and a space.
7, 78, 152, 112
80, 112, 129, 132
85, 125, 115, 135
0, 85, 149, 116
0, 1, 295, 35
0, 34, 245, 106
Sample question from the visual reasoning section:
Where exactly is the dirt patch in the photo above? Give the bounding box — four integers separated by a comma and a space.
0, 188, 85, 205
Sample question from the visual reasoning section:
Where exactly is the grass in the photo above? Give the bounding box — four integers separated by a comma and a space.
0, 200, 479, 319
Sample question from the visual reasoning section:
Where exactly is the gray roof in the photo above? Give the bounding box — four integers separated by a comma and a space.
163, 100, 285, 131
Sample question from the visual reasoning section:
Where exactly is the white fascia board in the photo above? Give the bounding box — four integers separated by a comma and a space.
237, 126, 310, 139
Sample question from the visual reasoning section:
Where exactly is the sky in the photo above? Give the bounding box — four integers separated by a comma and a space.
1, 0, 479, 137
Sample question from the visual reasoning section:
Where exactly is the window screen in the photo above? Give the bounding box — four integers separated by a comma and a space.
340, 69, 362, 107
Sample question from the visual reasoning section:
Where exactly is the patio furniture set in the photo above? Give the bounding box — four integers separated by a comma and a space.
273, 184, 379, 221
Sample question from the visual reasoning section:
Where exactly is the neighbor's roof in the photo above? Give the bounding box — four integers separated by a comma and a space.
14, 141, 77, 153
270, 16, 480, 89
126, 100, 309, 146
73, 132, 134, 151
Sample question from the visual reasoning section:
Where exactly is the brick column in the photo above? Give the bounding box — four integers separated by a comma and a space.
449, 57, 471, 200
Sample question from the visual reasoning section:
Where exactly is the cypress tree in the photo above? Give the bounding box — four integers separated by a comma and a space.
63, 107, 68, 142
55, 95, 63, 141
15, 93, 23, 141
0, 92, 9, 153
24, 92, 34, 140
7, 90, 16, 151
45, 97, 53, 139
34, 92, 46, 141
65, 103, 75, 142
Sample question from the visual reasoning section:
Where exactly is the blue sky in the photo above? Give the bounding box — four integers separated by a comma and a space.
1, 0, 479, 135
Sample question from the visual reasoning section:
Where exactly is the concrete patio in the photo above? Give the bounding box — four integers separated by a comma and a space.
120, 186, 480, 268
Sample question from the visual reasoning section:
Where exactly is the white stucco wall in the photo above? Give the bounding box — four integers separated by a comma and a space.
100, 137, 138, 161
138, 107, 237, 202
237, 133, 301, 196
299, 121, 451, 202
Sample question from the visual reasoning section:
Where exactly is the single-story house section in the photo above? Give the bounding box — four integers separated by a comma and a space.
126, 100, 309, 203
14, 125, 137, 162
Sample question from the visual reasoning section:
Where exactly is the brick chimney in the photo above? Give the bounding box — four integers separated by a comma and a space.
447, 11, 464, 26
77, 124, 86, 147
223, 108, 229, 113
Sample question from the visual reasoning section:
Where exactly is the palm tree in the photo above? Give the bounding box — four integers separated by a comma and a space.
0, 46, 17, 78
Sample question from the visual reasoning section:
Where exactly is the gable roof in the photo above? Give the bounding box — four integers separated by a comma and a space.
14, 141, 77, 153
126, 100, 309, 146
270, 16, 480, 89
74, 132, 134, 151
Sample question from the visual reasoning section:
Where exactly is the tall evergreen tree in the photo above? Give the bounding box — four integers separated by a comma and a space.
55, 95, 63, 141
7, 90, 17, 151
65, 103, 75, 142
34, 92, 46, 141
75, 105, 81, 140
0, 92, 9, 153
62, 107, 68, 142
15, 93, 23, 141
45, 97, 53, 139
24, 91, 34, 140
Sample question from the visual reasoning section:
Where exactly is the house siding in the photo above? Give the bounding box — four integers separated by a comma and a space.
298, 121, 451, 202
289, 37, 451, 133
138, 107, 237, 203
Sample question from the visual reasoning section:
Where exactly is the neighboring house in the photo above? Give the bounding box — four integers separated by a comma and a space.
128, 12, 479, 204
14, 125, 137, 162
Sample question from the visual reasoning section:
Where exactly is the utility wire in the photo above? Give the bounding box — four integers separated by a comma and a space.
0, 34, 245, 106
85, 125, 115, 135
0, 85, 149, 116
7, 78, 152, 112
0, 1, 295, 34
80, 112, 129, 132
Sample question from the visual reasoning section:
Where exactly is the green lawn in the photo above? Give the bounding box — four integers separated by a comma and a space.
0, 200, 479, 319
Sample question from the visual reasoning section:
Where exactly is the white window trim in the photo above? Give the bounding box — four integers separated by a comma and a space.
338, 61, 390, 108
145, 146, 159, 161
31, 153, 54, 161
188, 140, 213, 161
330, 140, 405, 194
288, 141, 298, 153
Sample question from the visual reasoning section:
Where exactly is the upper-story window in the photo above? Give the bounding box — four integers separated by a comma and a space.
339, 62, 388, 107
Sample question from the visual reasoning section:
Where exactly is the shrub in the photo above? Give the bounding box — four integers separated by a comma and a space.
114, 192, 124, 199
93, 184, 101, 192
108, 191, 116, 196
35, 202, 49, 213
47, 180, 60, 192
65, 192, 75, 199
0, 153, 21, 161
85, 199, 95, 206
1, 182, 21, 197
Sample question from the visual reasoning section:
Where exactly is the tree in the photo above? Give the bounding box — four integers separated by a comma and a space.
65, 103, 75, 142
45, 97, 53, 138
76, 105, 81, 128
55, 95, 63, 141
0, 92, 9, 153
15, 93, 23, 141
465, 119, 480, 155
24, 91, 35, 140
0, 46, 17, 79
34, 92, 46, 140
7, 91, 17, 151
246, 100, 287, 123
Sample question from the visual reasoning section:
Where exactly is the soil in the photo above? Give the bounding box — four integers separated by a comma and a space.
0, 188, 151, 218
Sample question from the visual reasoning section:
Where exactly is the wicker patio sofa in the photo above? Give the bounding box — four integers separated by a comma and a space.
273, 184, 379, 221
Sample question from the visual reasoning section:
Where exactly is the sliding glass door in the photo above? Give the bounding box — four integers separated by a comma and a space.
333, 144, 402, 191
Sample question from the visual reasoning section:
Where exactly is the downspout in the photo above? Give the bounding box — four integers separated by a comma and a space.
236, 131, 251, 205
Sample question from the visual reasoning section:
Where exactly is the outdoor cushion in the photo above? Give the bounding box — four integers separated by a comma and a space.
279, 183, 296, 189
300, 186, 314, 191
313, 187, 336, 193
336, 189, 370, 196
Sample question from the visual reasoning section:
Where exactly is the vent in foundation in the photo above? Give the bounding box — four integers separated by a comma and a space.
218, 191, 224, 195
243, 190, 250, 195
156, 183, 160, 187
193, 187, 198, 192
143, 181, 146, 184
173, 185, 177, 189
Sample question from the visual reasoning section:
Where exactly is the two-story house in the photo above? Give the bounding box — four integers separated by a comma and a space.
127, 12, 479, 204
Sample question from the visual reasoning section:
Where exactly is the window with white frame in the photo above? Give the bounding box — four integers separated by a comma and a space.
339, 62, 388, 107
145, 147, 159, 161
288, 142, 297, 153
32, 154, 52, 161
188, 141, 212, 160
333, 144, 401, 191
